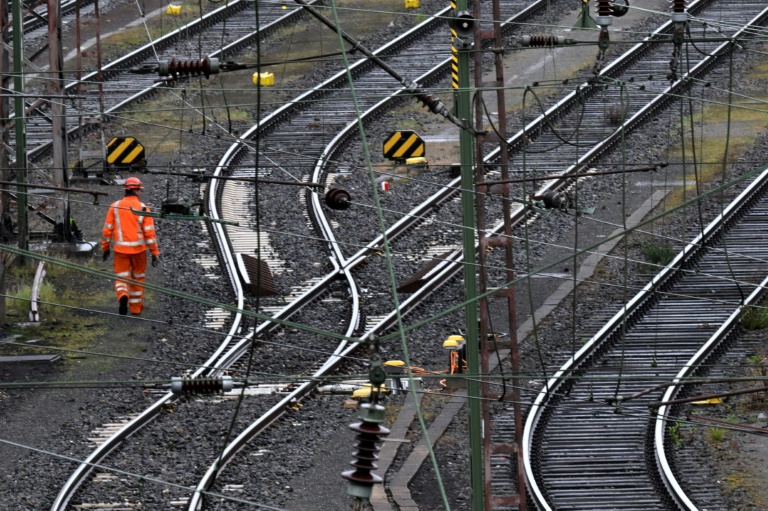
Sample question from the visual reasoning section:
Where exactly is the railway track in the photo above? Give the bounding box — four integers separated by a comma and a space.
305, 0, 768, 506
519, 3, 768, 508
15, 0, 318, 162
198, 0, 768, 506
50, 1, 465, 508
524, 167, 768, 510
48, 0, 768, 508
52, 0, 564, 507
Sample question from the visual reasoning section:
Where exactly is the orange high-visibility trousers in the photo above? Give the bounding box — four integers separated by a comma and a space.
113, 252, 147, 315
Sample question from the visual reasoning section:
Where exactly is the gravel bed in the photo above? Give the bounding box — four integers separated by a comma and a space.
2, 1, 766, 510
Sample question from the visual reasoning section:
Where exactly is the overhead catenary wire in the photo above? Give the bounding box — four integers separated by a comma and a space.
9, 0, 768, 500
324, 0, 450, 506
0, 435, 285, 509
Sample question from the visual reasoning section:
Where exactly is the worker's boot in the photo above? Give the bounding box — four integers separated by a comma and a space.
119, 296, 128, 315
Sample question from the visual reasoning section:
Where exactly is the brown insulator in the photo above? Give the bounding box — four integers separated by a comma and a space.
522, 35, 567, 47
342, 421, 390, 486
596, 0, 613, 16
672, 0, 686, 13
325, 188, 351, 210
416, 93, 445, 115
342, 403, 390, 498
159, 57, 220, 80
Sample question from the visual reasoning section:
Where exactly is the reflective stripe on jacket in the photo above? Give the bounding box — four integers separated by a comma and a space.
102, 196, 160, 255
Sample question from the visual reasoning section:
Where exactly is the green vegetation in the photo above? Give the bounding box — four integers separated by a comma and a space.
6, 280, 56, 318
641, 243, 675, 267
668, 421, 683, 448
0, 262, 111, 363
706, 426, 726, 443
722, 471, 768, 507
741, 305, 768, 330
745, 351, 768, 407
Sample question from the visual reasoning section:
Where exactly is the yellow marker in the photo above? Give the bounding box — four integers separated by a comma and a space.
253, 72, 275, 86
691, 398, 723, 405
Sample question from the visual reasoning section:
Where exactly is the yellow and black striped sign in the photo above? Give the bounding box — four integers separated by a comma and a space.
450, 0, 458, 88
107, 137, 145, 167
383, 131, 425, 161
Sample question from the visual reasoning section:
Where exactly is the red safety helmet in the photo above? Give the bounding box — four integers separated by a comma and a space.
124, 177, 143, 190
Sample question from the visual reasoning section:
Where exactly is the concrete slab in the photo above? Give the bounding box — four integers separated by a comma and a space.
0, 355, 61, 364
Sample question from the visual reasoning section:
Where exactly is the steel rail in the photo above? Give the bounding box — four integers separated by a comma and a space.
194, 3, 460, 370
26, 0, 316, 162
482, 0, 719, 168
54, 0, 485, 507
129, 0, 725, 506
652, 168, 768, 510
186, 1, 590, 505
49, 4, 319, 509
51, 0, 748, 508
521, 4, 768, 508
9, 0, 92, 36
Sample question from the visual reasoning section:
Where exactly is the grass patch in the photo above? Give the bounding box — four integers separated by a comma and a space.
722, 471, 768, 507
384, 404, 402, 427
706, 426, 726, 443
6, 281, 56, 318
668, 420, 683, 449
7, 318, 105, 351
436, 434, 459, 446
641, 243, 675, 267
743, 351, 768, 407
741, 304, 768, 330
1, 261, 111, 350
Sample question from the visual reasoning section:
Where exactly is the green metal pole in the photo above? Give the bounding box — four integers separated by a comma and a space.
453, 1, 483, 508
11, 0, 27, 252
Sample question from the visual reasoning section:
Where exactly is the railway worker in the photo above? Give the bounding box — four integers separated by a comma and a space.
101, 177, 160, 315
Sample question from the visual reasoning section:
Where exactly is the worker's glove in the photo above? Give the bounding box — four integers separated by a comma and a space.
152, 254, 160, 267
102, 249, 110, 262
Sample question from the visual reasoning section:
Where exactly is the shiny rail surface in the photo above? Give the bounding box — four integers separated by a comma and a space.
653, 168, 768, 509
200, 0, 768, 506
525, 166, 768, 510
53, 0, 767, 507
189, 0, 552, 506
49, 3, 321, 510
522, 2, 768, 507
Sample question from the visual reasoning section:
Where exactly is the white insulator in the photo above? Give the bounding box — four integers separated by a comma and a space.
596, 15, 613, 26
671, 12, 687, 22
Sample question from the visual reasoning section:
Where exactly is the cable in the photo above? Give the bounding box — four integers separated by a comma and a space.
378, 161, 768, 344
205, 1, 265, 501
0, 435, 284, 509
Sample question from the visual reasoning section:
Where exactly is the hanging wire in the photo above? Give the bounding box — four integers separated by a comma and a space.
521, 86, 551, 393
326, 0, 450, 507
713, 44, 747, 303
206, 2, 265, 502
611, 82, 630, 401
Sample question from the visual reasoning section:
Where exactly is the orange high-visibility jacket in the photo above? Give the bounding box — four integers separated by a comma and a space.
102, 195, 160, 255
